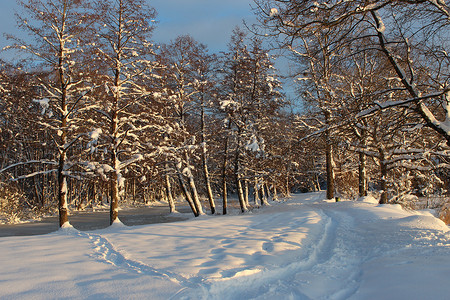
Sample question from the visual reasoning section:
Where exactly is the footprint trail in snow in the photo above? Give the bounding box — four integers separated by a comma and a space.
62, 227, 199, 289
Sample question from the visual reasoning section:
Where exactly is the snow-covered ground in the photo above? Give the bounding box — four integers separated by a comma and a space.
1, 192, 449, 299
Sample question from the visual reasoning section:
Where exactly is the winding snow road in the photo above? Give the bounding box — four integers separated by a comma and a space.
1, 192, 449, 299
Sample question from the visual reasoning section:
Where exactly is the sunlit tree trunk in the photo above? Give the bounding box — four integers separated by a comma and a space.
234, 130, 247, 213
201, 101, 216, 214
325, 111, 335, 200
358, 151, 368, 198
109, 45, 121, 225
165, 171, 176, 213
57, 35, 69, 227
185, 157, 204, 216
176, 168, 198, 216
379, 148, 388, 204
244, 179, 249, 207
273, 184, 278, 201
222, 121, 232, 215
253, 178, 260, 206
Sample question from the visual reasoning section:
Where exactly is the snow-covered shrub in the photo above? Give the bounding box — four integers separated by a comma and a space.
0, 183, 30, 224
388, 169, 447, 209
0, 182, 56, 224
388, 170, 415, 207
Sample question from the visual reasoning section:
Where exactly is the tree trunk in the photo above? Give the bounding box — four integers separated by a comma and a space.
265, 182, 271, 201
273, 184, 278, 201
236, 178, 247, 213
254, 178, 260, 206
57, 152, 69, 227
132, 178, 136, 204
32, 171, 41, 208
202, 157, 216, 214
234, 131, 247, 213
89, 182, 95, 208
325, 141, 335, 199
184, 151, 204, 215
358, 151, 368, 198
57, 32, 69, 228
201, 99, 216, 214
244, 179, 249, 207
261, 179, 269, 206
109, 108, 120, 225
222, 180, 228, 215
358, 127, 368, 198
379, 148, 388, 204
325, 111, 335, 200
221, 121, 232, 215
176, 170, 198, 216
165, 172, 176, 213
109, 5, 125, 225
109, 171, 119, 225
285, 172, 290, 197
188, 171, 204, 215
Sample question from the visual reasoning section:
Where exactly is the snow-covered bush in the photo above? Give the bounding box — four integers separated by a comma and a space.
0, 183, 33, 224
0, 182, 57, 224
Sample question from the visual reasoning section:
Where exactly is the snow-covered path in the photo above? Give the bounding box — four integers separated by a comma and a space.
1, 192, 449, 299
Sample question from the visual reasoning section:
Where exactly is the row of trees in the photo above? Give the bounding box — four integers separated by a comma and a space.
252, 0, 450, 205
1, 0, 449, 225
0, 0, 294, 226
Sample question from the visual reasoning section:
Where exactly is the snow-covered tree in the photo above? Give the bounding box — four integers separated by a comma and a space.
255, 0, 450, 145
255, 0, 450, 202
288, 25, 347, 200
219, 27, 256, 213
89, 0, 157, 224
154, 35, 214, 216
4, 0, 92, 227
192, 46, 219, 215
0, 64, 58, 213
218, 27, 285, 212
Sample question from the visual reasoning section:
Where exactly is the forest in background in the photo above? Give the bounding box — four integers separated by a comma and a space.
0, 0, 449, 225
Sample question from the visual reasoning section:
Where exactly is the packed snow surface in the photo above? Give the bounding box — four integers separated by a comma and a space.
1, 192, 450, 299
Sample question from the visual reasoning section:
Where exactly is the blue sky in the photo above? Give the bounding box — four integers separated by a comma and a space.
0, 0, 256, 54
0, 1, 296, 98
150, 0, 296, 96
152, 0, 256, 52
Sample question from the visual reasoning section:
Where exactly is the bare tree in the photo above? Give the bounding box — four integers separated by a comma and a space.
254, 0, 450, 202
219, 27, 285, 212
5, 0, 92, 227
90, 0, 157, 224
254, 0, 450, 145
154, 35, 212, 216
195, 50, 218, 215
